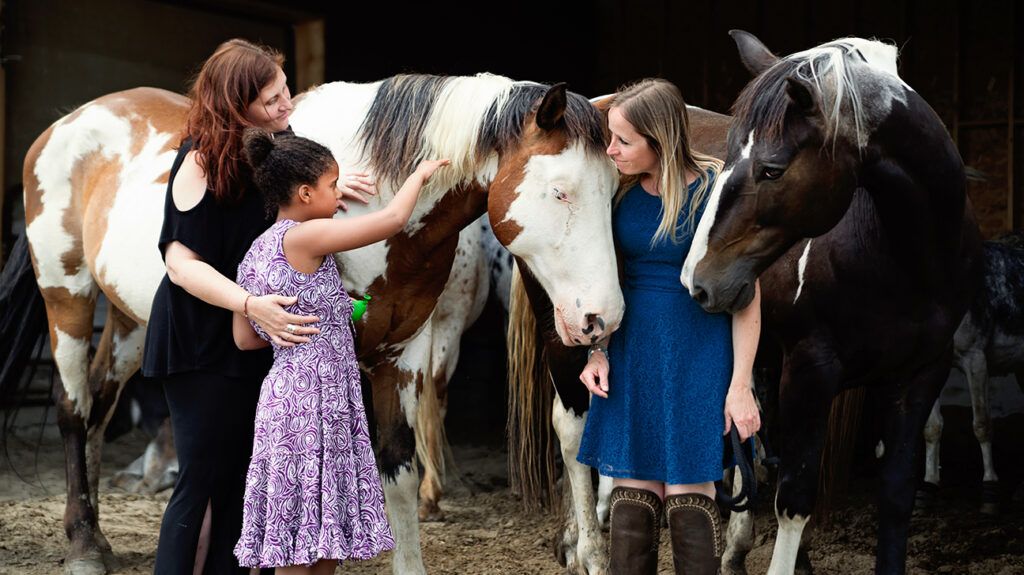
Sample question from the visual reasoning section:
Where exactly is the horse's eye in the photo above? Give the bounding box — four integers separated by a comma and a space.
762, 167, 785, 180
554, 188, 569, 202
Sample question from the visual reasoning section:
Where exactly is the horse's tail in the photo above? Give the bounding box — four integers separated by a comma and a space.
815, 387, 867, 523
0, 234, 48, 409
415, 367, 447, 501
506, 262, 557, 510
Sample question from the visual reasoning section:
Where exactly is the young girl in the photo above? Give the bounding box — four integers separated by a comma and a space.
231, 128, 449, 573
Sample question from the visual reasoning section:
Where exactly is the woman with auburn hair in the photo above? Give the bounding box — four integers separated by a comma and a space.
141, 39, 372, 573
575, 78, 762, 575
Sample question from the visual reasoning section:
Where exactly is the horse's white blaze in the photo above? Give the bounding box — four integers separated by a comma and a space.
682, 131, 754, 292
28, 105, 132, 296
794, 239, 813, 303
552, 394, 607, 575
54, 328, 92, 418
767, 511, 810, 575
502, 143, 621, 342
382, 465, 426, 575
96, 124, 176, 321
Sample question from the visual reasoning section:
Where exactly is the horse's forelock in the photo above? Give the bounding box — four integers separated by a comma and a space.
730, 40, 882, 151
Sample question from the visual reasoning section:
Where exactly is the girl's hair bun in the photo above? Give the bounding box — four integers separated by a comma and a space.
242, 127, 275, 167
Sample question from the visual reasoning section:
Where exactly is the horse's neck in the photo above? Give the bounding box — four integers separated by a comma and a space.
858, 90, 970, 282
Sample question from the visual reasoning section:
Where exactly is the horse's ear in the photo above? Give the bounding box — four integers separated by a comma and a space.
785, 76, 818, 115
729, 30, 778, 76
537, 82, 568, 131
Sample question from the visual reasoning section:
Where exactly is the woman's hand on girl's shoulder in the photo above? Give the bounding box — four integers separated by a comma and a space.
579, 350, 609, 398
337, 171, 377, 211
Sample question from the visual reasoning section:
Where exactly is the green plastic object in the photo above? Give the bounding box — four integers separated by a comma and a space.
351, 294, 371, 322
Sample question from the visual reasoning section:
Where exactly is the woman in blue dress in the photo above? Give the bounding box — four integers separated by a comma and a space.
576, 78, 762, 575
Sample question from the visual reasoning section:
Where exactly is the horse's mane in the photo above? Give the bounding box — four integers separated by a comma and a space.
730, 38, 900, 151
358, 73, 606, 195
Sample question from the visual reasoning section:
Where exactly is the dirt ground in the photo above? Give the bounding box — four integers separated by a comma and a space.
2, 404, 1024, 575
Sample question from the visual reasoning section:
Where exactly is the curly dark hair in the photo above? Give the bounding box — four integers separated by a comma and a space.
242, 128, 337, 216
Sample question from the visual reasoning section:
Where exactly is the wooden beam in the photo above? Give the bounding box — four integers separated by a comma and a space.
293, 19, 325, 93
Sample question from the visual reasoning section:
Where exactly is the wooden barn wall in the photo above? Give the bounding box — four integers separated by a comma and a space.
1, 0, 292, 219
2, 0, 1019, 242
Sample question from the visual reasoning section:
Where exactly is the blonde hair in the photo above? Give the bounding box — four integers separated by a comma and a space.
610, 78, 722, 244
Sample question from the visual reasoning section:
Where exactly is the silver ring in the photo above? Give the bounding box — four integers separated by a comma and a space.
285, 323, 297, 334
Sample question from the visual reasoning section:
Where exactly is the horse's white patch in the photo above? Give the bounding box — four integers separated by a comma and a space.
724, 467, 755, 565
767, 510, 810, 575
382, 465, 426, 575
596, 473, 614, 526
95, 123, 177, 321
397, 322, 437, 428
786, 39, 910, 149
54, 328, 92, 418
552, 394, 607, 574
111, 326, 146, 383
793, 239, 813, 303
501, 143, 622, 342
28, 104, 132, 296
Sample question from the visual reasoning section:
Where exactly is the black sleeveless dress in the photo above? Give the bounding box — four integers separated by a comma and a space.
142, 138, 273, 378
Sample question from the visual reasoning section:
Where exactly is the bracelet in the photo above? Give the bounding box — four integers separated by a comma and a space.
243, 294, 253, 319
588, 344, 608, 361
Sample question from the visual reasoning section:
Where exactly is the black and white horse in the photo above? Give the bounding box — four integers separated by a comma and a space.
681, 30, 981, 575
923, 234, 1024, 514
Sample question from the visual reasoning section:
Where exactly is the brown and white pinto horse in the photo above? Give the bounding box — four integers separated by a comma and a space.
682, 32, 981, 574
22, 74, 623, 574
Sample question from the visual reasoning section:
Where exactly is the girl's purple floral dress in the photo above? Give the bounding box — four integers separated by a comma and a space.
233, 219, 394, 567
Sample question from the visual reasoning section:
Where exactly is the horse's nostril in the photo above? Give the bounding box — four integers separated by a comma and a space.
692, 285, 709, 306
585, 313, 605, 332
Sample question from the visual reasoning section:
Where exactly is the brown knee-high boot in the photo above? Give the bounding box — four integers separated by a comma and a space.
665, 493, 723, 575
608, 486, 663, 575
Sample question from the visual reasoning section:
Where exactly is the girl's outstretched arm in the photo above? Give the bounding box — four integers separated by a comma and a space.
287, 159, 449, 258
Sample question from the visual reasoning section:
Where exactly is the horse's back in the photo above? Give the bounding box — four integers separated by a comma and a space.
687, 106, 732, 161
24, 87, 189, 322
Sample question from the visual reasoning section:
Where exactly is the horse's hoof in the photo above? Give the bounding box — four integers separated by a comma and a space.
64, 555, 107, 575
914, 481, 939, 513
980, 480, 1001, 515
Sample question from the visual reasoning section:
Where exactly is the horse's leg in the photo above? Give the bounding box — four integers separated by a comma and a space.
595, 473, 613, 527
39, 288, 107, 575
552, 392, 607, 575
916, 399, 943, 511
416, 369, 446, 522
142, 417, 178, 494
372, 341, 430, 575
723, 467, 754, 575
960, 350, 1000, 514
84, 304, 144, 565
875, 357, 950, 574
767, 345, 841, 575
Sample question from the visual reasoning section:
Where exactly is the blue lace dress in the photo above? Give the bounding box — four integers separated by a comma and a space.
576, 177, 733, 485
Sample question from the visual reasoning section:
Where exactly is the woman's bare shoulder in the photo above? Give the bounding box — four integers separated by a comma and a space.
171, 150, 208, 211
